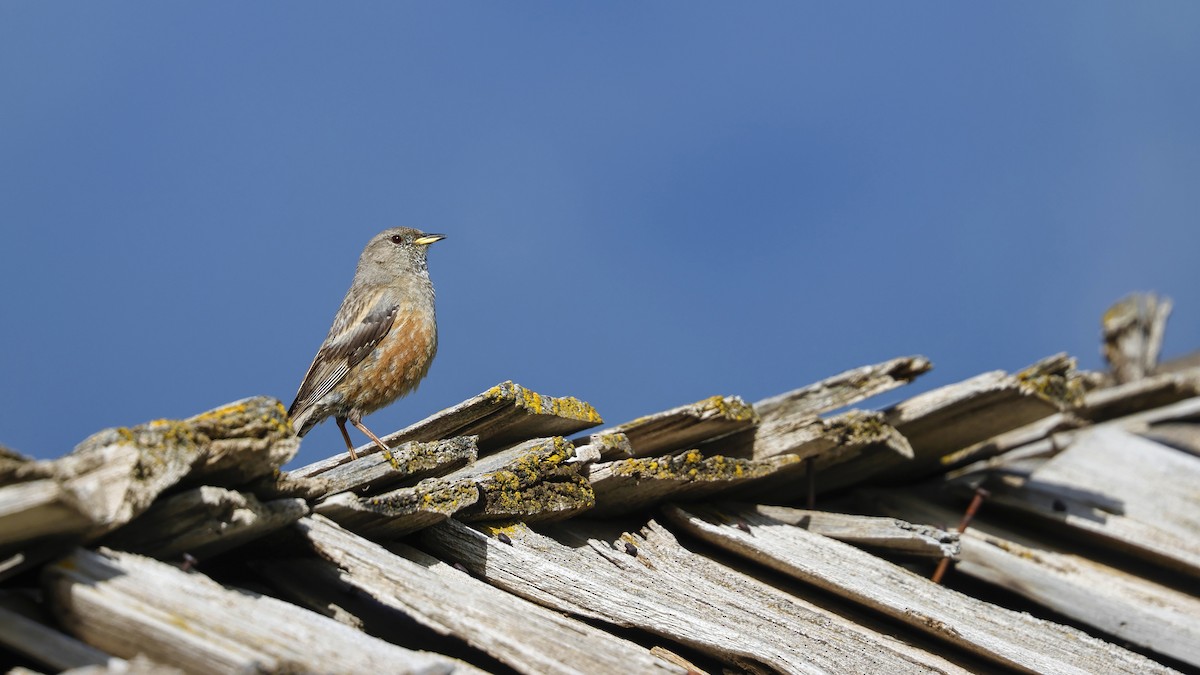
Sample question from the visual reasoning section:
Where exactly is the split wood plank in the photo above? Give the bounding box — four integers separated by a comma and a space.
753, 355, 933, 420
99, 486, 308, 560
943, 393, 1200, 478
42, 546, 480, 675
573, 431, 633, 461
864, 490, 1200, 668
663, 502, 1173, 675
1078, 365, 1200, 423
292, 381, 602, 473
440, 436, 594, 523
710, 356, 931, 461
1103, 292, 1172, 384
296, 514, 684, 675
291, 436, 478, 497
973, 427, 1200, 578
314, 436, 593, 537
813, 354, 1086, 493
749, 504, 958, 558
314, 478, 478, 539
1141, 422, 1200, 457
701, 409, 913, 466
588, 450, 800, 516
421, 517, 980, 674
0, 604, 118, 672
0, 397, 298, 547
587, 395, 758, 458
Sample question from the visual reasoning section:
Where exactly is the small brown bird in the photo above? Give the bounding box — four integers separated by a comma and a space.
288, 227, 444, 459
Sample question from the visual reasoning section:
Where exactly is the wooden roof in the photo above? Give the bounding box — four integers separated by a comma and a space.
1, 292, 1197, 674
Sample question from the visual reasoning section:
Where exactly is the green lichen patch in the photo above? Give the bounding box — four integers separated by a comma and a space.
611, 449, 780, 483
365, 480, 478, 516
698, 395, 759, 424
463, 436, 594, 522
1016, 356, 1086, 408
486, 381, 604, 424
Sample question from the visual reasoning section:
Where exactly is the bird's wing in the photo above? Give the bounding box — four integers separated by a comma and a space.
288, 286, 399, 418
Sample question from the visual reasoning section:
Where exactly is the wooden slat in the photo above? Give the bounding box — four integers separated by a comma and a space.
313, 479, 478, 539
291, 436, 478, 496
753, 355, 933, 420
439, 436, 594, 523
866, 490, 1200, 668
572, 431, 633, 461
731, 356, 931, 461
292, 382, 603, 474
972, 427, 1200, 578
1079, 366, 1200, 422
1141, 422, 1200, 457
589, 395, 758, 458
1103, 292, 1172, 384
0, 604, 119, 672
99, 487, 308, 560
42, 546, 481, 675
588, 450, 800, 516
749, 504, 958, 558
0, 397, 298, 546
297, 514, 684, 675
663, 502, 1172, 675
944, 394, 1200, 478
813, 354, 1086, 493
420, 517, 977, 674
314, 437, 593, 536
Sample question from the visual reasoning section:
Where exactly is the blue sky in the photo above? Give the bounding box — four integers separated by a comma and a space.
3, 4, 1198, 466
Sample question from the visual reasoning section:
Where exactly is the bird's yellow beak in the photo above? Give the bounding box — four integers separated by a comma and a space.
414, 233, 446, 246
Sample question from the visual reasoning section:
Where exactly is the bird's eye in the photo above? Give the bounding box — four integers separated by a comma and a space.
390, 234, 404, 244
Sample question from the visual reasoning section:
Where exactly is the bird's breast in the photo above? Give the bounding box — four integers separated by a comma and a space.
336, 309, 437, 414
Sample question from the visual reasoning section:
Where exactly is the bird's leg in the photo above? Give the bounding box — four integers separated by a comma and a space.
349, 416, 395, 465
335, 416, 359, 460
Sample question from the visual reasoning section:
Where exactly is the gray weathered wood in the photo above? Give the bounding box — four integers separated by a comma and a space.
0, 604, 118, 672
1141, 422, 1200, 457
749, 504, 958, 558
708, 408, 913, 465
293, 382, 603, 473
292, 436, 478, 496
971, 427, 1200, 577
724, 356, 931, 461
572, 431, 633, 461
42, 546, 478, 675
588, 450, 800, 516
54, 654, 182, 674
1103, 292, 1172, 383
314, 479, 478, 539
315, 436, 593, 536
946, 394, 1200, 481
297, 514, 684, 675
663, 502, 1173, 675
590, 395, 759, 458
0, 397, 298, 546
753, 355, 933, 420
420, 518, 978, 674
99, 486, 308, 560
1079, 365, 1200, 422
865, 490, 1200, 668
440, 436, 594, 522
813, 355, 1085, 492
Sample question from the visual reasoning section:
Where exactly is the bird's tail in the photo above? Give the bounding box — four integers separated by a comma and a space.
287, 400, 317, 438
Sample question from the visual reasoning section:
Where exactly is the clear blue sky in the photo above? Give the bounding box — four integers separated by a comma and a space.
3, 4, 1198, 466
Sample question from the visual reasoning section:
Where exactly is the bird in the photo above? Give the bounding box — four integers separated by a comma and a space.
287, 227, 444, 460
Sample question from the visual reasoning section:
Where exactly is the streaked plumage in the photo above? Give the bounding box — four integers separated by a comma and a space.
288, 227, 443, 458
